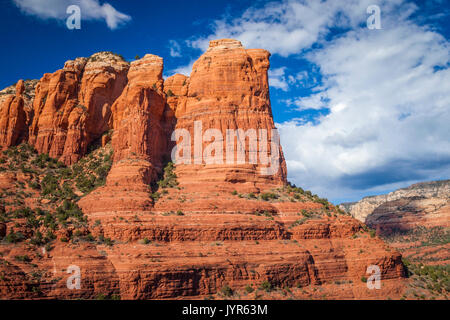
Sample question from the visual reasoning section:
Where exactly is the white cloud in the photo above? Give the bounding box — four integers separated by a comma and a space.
170, 59, 195, 77
286, 92, 329, 110
188, 0, 409, 56
268, 67, 289, 91
190, 0, 450, 201
269, 68, 319, 92
168, 40, 182, 58
13, 0, 131, 30
278, 17, 450, 201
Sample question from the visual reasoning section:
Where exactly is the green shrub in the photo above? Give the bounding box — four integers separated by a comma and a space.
245, 285, 254, 293
12, 207, 33, 219
5, 229, 25, 243
260, 193, 278, 201
14, 255, 31, 263
83, 234, 95, 242
75, 174, 96, 194
98, 235, 114, 246
260, 280, 272, 292
300, 210, 311, 217
150, 192, 160, 201
26, 215, 40, 229
41, 174, 60, 196
290, 218, 308, 228
104, 238, 114, 246
30, 230, 44, 246
45, 230, 56, 242
28, 181, 40, 190
155, 162, 178, 189
220, 285, 233, 297
315, 197, 329, 206
43, 212, 57, 230
96, 293, 108, 300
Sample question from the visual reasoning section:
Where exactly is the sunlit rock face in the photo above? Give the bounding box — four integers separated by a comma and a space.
0, 40, 407, 300
28, 53, 129, 165
169, 39, 287, 195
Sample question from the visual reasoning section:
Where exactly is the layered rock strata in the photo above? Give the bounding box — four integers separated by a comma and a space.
341, 180, 450, 223
27, 53, 129, 165
0, 40, 408, 300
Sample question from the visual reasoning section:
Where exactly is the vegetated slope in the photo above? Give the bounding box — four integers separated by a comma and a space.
0, 142, 406, 300
0, 142, 119, 299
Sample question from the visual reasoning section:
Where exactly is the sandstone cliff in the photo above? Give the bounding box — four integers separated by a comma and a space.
341, 180, 450, 223
0, 80, 37, 149
169, 39, 287, 194
28, 52, 129, 165
340, 180, 449, 298
0, 40, 409, 300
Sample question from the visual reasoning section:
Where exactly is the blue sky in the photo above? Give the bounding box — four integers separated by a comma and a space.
1, 0, 449, 203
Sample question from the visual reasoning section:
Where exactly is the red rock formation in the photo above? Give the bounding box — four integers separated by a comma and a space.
0, 81, 27, 148
164, 73, 188, 136
366, 196, 450, 266
27, 58, 86, 162
345, 180, 450, 268
75, 41, 406, 300
169, 39, 287, 195
366, 196, 450, 234
0, 243, 120, 299
0, 257, 39, 299
79, 54, 174, 214
110, 54, 167, 167
28, 53, 129, 165
0, 40, 409, 300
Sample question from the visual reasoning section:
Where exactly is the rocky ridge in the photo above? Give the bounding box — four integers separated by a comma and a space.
340, 180, 449, 299
341, 180, 450, 223
0, 39, 408, 299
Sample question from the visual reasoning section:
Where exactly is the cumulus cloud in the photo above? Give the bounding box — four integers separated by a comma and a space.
168, 40, 182, 58
191, 0, 450, 201
188, 0, 408, 56
269, 67, 289, 91
171, 59, 195, 76
278, 15, 450, 201
13, 0, 131, 29
286, 92, 329, 111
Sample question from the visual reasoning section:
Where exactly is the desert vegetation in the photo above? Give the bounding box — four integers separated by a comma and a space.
0, 142, 114, 247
